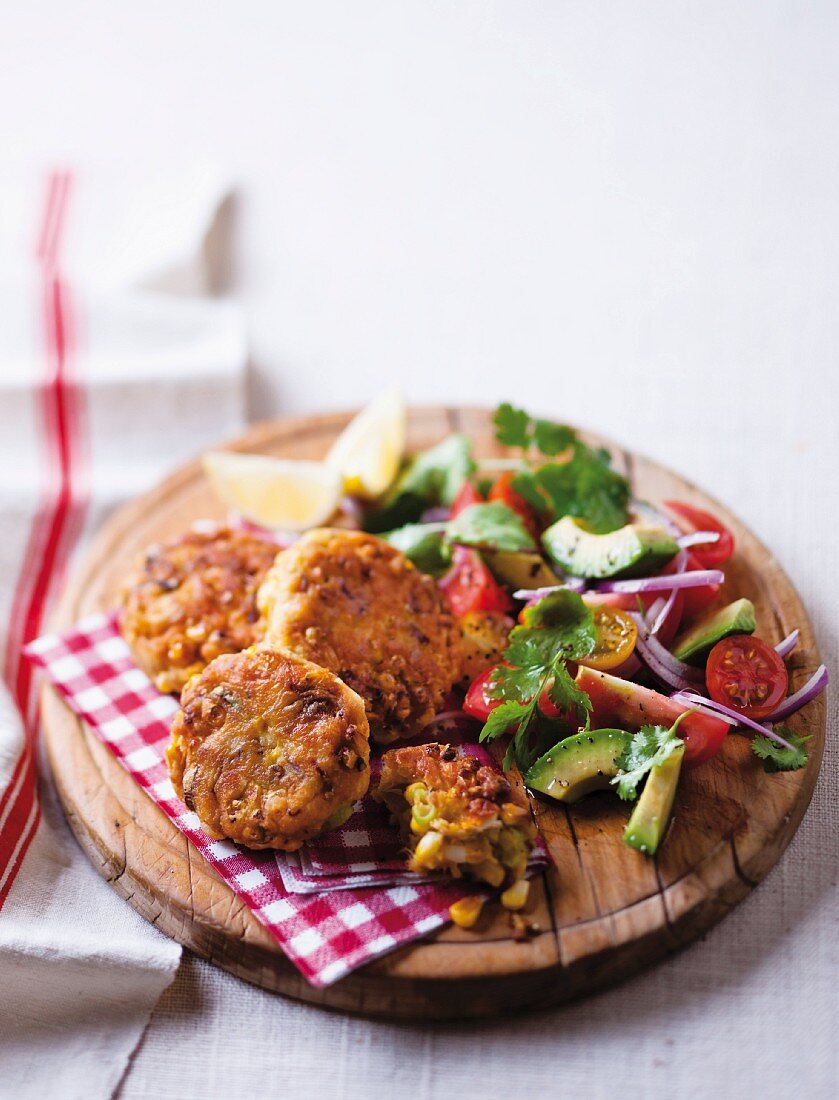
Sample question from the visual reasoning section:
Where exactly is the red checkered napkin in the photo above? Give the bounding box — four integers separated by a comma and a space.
275, 848, 438, 895
24, 613, 471, 987
298, 792, 413, 876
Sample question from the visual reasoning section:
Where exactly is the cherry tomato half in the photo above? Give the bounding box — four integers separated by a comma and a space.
439, 546, 513, 616
681, 550, 721, 618
488, 471, 540, 539
664, 500, 735, 568
450, 480, 484, 517
705, 634, 788, 720
463, 665, 562, 722
578, 607, 638, 671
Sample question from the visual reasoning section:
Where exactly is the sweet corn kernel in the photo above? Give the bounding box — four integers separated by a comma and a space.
415, 831, 444, 862
449, 895, 485, 929
500, 879, 530, 911
501, 802, 527, 826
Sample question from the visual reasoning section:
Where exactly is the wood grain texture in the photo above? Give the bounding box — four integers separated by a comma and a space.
41, 406, 825, 1018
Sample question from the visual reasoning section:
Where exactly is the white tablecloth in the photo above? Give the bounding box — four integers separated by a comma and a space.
2, 3, 836, 1098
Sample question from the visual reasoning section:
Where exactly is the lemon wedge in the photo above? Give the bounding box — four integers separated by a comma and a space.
325, 388, 407, 499
203, 452, 342, 531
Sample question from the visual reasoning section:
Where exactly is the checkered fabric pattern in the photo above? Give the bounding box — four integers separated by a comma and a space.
24, 613, 473, 987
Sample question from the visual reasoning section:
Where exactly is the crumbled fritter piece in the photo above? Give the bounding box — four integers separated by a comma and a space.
119, 527, 278, 694
167, 646, 370, 850
458, 611, 514, 685
375, 743, 536, 905
258, 529, 463, 743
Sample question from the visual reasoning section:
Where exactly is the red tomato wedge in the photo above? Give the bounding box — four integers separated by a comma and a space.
463, 665, 562, 722
450, 480, 484, 517
576, 665, 730, 767
664, 500, 735, 568
439, 546, 513, 616
488, 471, 540, 538
705, 634, 788, 720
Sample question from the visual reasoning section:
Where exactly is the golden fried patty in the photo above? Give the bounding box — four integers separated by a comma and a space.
375, 742, 535, 892
167, 646, 370, 850
258, 529, 463, 743
119, 527, 278, 694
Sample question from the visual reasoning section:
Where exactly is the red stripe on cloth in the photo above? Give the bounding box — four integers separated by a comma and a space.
0, 168, 87, 903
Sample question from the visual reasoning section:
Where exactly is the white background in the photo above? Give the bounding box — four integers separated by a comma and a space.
2, 2, 837, 1097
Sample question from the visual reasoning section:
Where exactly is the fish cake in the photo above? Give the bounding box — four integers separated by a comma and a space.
119, 527, 278, 694
375, 743, 535, 919
258, 529, 463, 743
167, 646, 370, 850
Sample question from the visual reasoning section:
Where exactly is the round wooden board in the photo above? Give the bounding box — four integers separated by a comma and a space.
42, 407, 825, 1019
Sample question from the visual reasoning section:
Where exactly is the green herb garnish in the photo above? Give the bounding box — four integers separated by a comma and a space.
445, 501, 535, 553
493, 403, 630, 534
752, 728, 809, 772
365, 433, 475, 531
479, 589, 596, 770
611, 713, 689, 801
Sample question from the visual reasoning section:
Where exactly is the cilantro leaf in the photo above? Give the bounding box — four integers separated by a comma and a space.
480, 590, 596, 771
533, 419, 575, 456
479, 698, 528, 744
365, 434, 475, 531
534, 443, 630, 534
611, 714, 688, 801
493, 403, 532, 448
445, 501, 536, 553
752, 729, 809, 772
519, 588, 598, 658
548, 662, 593, 721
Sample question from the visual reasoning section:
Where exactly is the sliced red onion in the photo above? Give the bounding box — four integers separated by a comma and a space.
420, 505, 452, 523
645, 596, 667, 628
767, 664, 829, 722
226, 511, 296, 546
677, 530, 720, 550
649, 549, 688, 637
670, 691, 739, 727
338, 495, 365, 528
512, 578, 587, 601
595, 569, 724, 595
457, 742, 497, 769
775, 630, 800, 659
630, 614, 705, 692
671, 691, 797, 753
423, 710, 474, 731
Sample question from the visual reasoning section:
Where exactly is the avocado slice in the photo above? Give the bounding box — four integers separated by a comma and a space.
624, 743, 684, 855
542, 516, 678, 579
484, 549, 562, 590
524, 728, 631, 803
671, 598, 756, 665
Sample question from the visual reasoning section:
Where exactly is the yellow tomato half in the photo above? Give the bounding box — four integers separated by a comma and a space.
578, 607, 638, 671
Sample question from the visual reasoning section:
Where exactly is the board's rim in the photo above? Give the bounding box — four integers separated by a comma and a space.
39, 405, 825, 1018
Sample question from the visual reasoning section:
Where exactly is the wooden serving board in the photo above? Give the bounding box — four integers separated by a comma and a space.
42, 407, 825, 1019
